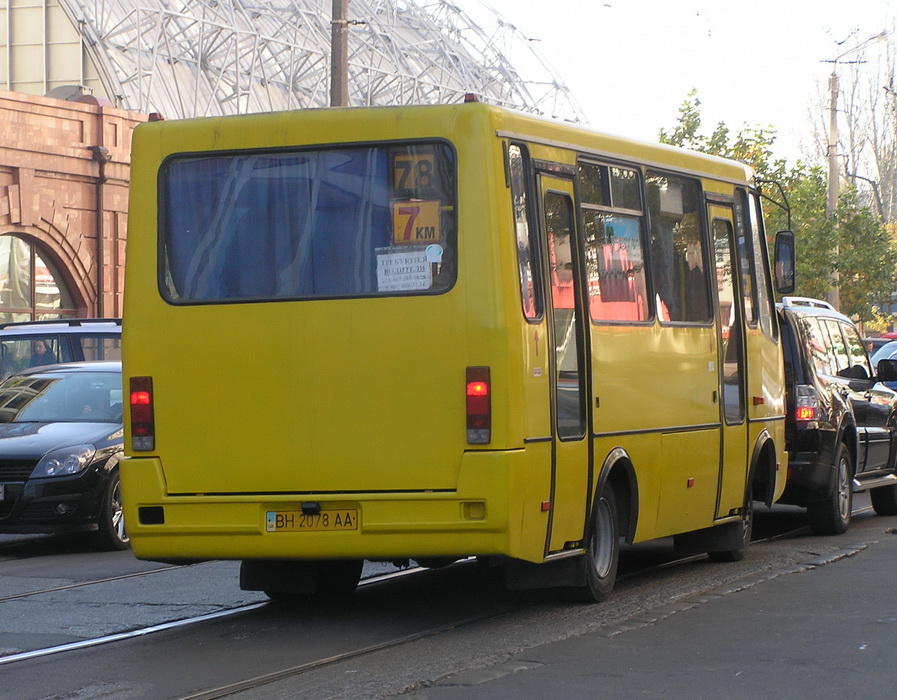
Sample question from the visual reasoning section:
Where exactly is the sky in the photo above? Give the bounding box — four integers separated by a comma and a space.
454, 0, 896, 164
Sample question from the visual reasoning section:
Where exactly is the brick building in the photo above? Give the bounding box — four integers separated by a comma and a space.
0, 91, 144, 321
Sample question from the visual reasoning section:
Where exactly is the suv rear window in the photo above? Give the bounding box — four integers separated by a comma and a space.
0, 331, 121, 379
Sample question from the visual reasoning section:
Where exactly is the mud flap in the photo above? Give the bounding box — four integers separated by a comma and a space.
673, 520, 743, 556
503, 556, 585, 591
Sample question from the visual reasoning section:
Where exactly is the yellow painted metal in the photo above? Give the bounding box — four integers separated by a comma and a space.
122, 102, 787, 567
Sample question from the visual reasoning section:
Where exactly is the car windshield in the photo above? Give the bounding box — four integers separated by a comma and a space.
0, 370, 122, 423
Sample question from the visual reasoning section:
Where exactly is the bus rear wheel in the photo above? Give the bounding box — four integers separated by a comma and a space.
563, 485, 619, 603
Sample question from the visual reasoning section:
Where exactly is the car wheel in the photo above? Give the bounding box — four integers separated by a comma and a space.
708, 488, 753, 563
807, 443, 852, 535
95, 470, 129, 551
870, 484, 897, 516
561, 484, 619, 603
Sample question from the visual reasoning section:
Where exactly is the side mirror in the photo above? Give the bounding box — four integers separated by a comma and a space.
774, 231, 795, 294
876, 358, 897, 383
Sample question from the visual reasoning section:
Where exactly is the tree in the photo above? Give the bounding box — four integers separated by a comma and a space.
659, 90, 895, 327
835, 187, 897, 321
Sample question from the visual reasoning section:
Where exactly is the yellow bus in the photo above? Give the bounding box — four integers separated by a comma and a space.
121, 101, 795, 602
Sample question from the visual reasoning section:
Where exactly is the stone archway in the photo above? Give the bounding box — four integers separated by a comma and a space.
0, 192, 95, 318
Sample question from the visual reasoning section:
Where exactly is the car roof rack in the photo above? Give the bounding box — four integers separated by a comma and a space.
780, 297, 835, 311
0, 318, 122, 330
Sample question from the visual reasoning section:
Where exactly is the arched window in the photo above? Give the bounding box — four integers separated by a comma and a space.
0, 235, 76, 322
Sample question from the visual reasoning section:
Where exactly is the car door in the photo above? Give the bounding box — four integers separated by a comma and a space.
823, 319, 893, 472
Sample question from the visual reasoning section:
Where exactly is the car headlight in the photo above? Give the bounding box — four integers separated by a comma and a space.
32, 444, 97, 477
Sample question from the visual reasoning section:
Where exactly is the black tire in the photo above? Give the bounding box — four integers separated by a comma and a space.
562, 485, 620, 603
257, 559, 363, 600
870, 484, 897, 516
708, 486, 753, 563
807, 443, 852, 535
95, 471, 129, 551
317, 560, 363, 597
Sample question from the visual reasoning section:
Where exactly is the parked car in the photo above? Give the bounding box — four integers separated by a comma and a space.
0, 318, 121, 380
871, 341, 897, 389
0, 361, 127, 550
777, 297, 897, 535
863, 337, 893, 355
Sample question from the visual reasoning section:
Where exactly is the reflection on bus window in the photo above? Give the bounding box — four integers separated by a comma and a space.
161, 143, 457, 302
509, 144, 541, 320
646, 173, 710, 323
545, 191, 585, 440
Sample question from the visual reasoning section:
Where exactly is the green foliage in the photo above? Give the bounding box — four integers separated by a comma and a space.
659, 91, 894, 327
834, 187, 897, 321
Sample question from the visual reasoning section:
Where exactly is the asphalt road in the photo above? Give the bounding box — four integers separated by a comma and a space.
1, 497, 894, 699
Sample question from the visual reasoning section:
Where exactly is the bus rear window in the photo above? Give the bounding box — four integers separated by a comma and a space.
160, 142, 456, 302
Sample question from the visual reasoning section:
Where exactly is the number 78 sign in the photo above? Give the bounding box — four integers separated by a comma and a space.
392, 200, 442, 245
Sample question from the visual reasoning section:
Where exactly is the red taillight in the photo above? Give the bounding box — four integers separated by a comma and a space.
795, 405, 816, 421
129, 376, 155, 451
794, 384, 818, 423
466, 366, 491, 444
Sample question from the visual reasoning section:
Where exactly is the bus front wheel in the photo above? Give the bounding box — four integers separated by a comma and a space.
563, 485, 620, 603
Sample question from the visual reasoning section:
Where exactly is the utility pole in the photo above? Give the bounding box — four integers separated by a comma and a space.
826, 70, 840, 219
331, 0, 349, 107
822, 30, 887, 309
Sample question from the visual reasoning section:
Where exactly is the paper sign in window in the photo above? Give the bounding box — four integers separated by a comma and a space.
392, 200, 441, 245
376, 247, 432, 292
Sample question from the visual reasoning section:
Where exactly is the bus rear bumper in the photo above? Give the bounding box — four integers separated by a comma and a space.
120, 451, 549, 564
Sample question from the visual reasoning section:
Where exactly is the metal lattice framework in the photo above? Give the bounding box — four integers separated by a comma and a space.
59, 0, 585, 122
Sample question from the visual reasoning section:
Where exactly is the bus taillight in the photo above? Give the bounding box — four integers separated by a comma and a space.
130, 376, 155, 451
466, 366, 491, 444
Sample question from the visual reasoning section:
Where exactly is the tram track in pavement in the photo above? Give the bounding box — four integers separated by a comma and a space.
0, 505, 827, 680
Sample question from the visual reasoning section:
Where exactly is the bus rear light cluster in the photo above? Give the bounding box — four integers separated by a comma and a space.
130, 376, 155, 451
466, 366, 491, 444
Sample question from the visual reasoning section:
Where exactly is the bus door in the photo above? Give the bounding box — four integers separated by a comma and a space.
708, 203, 749, 517
538, 174, 590, 553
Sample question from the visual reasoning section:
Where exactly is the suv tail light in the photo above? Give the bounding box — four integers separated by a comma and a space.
795, 384, 818, 422
130, 376, 155, 451
466, 366, 491, 444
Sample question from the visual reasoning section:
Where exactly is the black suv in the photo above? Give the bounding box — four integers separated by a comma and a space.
778, 297, 897, 534
0, 318, 121, 380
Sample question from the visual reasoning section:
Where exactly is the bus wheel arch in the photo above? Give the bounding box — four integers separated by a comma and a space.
560, 448, 638, 603
750, 430, 780, 508
596, 447, 639, 544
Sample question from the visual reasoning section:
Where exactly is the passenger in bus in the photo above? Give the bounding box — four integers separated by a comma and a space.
30, 339, 58, 367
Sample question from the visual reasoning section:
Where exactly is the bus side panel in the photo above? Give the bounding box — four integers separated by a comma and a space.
591, 323, 719, 538
748, 323, 788, 501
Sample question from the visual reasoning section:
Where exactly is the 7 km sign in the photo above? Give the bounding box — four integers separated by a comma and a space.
392, 200, 441, 245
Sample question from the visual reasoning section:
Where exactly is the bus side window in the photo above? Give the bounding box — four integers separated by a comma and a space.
646, 172, 710, 323
509, 144, 541, 320
579, 162, 649, 323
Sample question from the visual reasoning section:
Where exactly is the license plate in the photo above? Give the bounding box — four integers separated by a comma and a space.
266, 509, 358, 532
